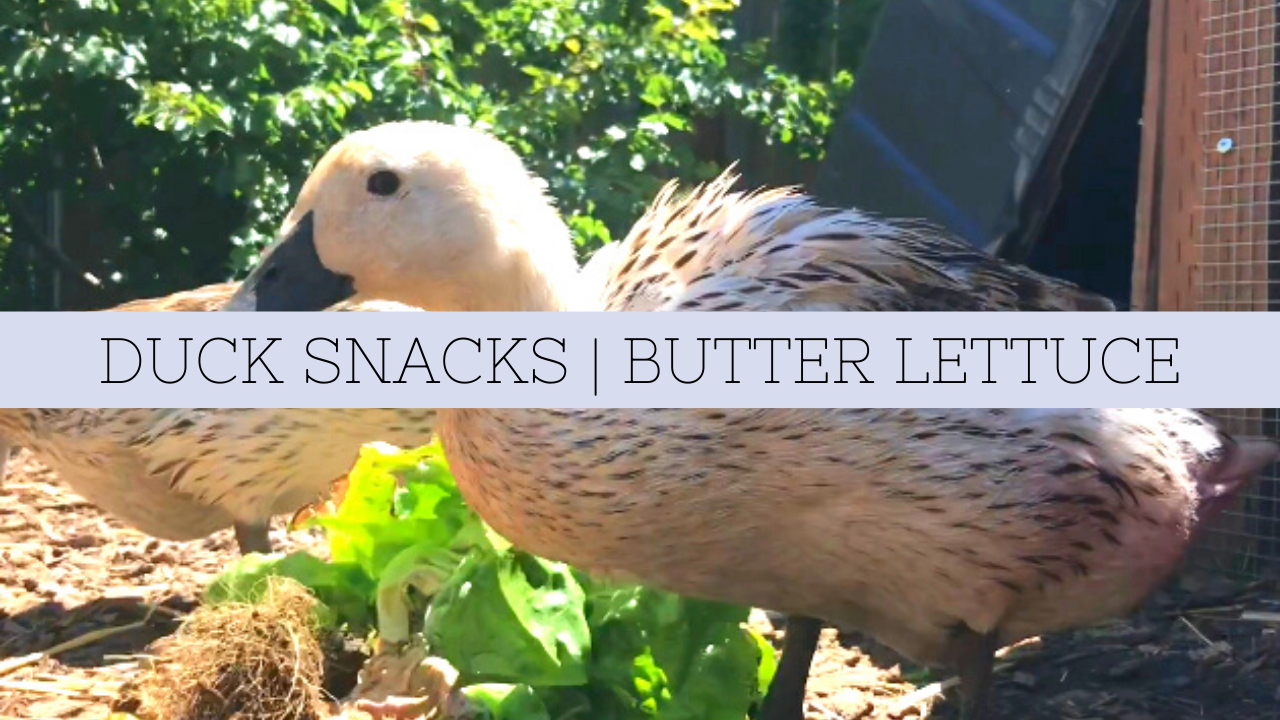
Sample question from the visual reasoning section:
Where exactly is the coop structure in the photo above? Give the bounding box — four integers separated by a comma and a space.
818, 0, 1279, 576
1134, 0, 1279, 576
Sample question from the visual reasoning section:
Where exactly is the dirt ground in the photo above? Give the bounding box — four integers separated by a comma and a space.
0, 451, 329, 720
2, 448, 1278, 720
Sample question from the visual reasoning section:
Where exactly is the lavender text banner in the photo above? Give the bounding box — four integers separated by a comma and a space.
0, 311, 1270, 408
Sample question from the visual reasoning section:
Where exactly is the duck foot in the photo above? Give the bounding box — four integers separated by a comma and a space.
758, 615, 822, 720
234, 521, 273, 554
953, 627, 998, 720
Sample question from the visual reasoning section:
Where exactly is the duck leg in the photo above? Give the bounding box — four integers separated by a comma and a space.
953, 627, 999, 720
758, 615, 822, 720
234, 520, 273, 554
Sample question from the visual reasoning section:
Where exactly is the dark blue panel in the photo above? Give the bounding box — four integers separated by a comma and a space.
964, 0, 1057, 58
845, 110, 986, 242
816, 0, 1139, 256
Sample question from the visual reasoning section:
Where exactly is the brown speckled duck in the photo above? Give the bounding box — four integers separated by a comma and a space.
0, 284, 436, 553
222, 120, 1278, 720
0, 404, 437, 548
0, 407, 438, 553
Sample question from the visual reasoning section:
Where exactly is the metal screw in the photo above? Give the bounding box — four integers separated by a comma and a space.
1216, 137, 1234, 154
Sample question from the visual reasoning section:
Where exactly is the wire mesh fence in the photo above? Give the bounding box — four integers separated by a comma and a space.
1196, 411, 1280, 578
1193, 0, 1279, 578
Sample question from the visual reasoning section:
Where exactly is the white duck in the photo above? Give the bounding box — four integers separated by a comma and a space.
1, 187, 614, 555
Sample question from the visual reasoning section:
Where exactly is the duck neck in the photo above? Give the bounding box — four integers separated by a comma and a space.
496, 240, 579, 312
492, 210, 582, 312
391, 212, 580, 312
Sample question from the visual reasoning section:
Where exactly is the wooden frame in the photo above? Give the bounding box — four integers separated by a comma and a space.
1132, 0, 1206, 311
1134, 0, 1277, 312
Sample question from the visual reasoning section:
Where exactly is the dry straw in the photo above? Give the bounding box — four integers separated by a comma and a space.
128, 576, 325, 720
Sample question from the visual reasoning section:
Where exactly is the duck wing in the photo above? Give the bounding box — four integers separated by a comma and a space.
597, 171, 1115, 313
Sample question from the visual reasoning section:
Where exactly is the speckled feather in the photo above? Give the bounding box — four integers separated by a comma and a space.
333, 134, 1255, 672
585, 171, 1115, 313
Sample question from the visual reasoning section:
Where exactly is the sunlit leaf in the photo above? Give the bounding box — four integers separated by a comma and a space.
417, 11, 440, 32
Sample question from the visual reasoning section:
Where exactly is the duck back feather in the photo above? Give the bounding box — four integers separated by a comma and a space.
593, 172, 1115, 313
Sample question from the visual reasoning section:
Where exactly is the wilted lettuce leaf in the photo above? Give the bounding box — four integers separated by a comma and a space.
425, 549, 590, 687
376, 542, 469, 644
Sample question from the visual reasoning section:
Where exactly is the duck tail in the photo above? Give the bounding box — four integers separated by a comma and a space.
1195, 436, 1279, 523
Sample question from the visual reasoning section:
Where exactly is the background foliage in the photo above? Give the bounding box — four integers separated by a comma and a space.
0, 0, 885, 309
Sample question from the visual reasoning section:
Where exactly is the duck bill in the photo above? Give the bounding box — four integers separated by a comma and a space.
221, 211, 355, 311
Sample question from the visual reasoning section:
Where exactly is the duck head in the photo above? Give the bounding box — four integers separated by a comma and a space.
223, 121, 579, 313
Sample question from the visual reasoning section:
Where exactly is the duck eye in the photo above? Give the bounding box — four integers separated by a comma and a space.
367, 170, 401, 197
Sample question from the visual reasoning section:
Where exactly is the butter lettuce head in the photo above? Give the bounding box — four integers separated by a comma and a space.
208, 440, 774, 719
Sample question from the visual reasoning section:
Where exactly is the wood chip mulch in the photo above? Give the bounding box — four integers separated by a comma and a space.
2, 449, 1278, 720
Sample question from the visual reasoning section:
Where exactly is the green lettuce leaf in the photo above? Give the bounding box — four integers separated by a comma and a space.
581, 582, 773, 720
203, 551, 371, 628
459, 684, 552, 720
425, 549, 590, 687
307, 442, 482, 580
